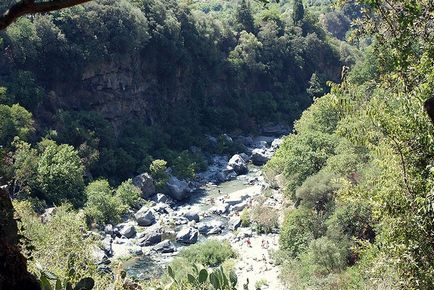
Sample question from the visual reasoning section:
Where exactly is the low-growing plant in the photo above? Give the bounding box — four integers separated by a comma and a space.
162, 264, 237, 290
38, 271, 94, 290
240, 208, 251, 227
178, 240, 236, 267
251, 205, 279, 234
255, 278, 268, 290
13, 202, 104, 286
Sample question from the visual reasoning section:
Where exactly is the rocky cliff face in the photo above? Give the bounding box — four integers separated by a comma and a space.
40, 50, 229, 136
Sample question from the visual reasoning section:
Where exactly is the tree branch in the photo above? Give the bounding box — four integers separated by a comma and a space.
0, 0, 92, 30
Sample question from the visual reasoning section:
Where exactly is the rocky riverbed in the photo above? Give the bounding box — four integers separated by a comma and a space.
92, 132, 287, 289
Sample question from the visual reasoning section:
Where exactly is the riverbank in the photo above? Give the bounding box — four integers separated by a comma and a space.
91, 133, 287, 289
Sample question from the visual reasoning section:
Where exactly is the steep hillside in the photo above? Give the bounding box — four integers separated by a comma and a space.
0, 0, 350, 181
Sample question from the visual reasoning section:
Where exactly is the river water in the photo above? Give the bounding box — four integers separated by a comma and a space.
123, 163, 265, 280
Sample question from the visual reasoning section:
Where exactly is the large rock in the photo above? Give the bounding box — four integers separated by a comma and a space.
197, 220, 224, 235
251, 148, 271, 166
101, 235, 113, 256
216, 169, 237, 183
119, 224, 136, 238
229, 216, 241, 231
176, 227, 199, 244
183, 210, 200, 222
151, 193, 172, 204
153, 240, 176, 253
104, 224, 114, 236
41, 207, 57, 223
153, 202, 170, 214
230, 201, 248, 212
225, 194, 249, 206
132, 173, 156, 198
271, 138, 283, 149
129, 245, 143, 256
210, 203, 229, 215
166, 176, 193, 201
135, 207, 156, 226
138, 231, 163, 246
227, 154, 248, 175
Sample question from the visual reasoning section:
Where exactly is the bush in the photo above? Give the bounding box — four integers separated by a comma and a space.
36, 141, 85, 207
264, 131, 338, 199
84, 180, 126, 225
0, 103, 34, 146
326, 201, 375, 242
178, 240, 236, 267
13, 201, 105, 285
303, 237, 349, 274
171, 150, 207, 180
115, 179, 142, 209
295, 171, 338, 212
149, 159, 169, 191
280, 208, 325, 258
280, 237, 350, 290
251, 205, 279, 234
240, 208, 251, 227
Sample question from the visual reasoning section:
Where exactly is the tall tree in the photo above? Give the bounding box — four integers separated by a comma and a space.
292, 0, 305, 24
235, 0, 255, 33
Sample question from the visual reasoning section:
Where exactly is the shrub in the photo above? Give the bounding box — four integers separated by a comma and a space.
302, 237, 349, 274
36, 141, 85, 207
280, 208, 325, 258
13, 201, 103, 285
240, 208, 251, 227
326, 201, 375, 242
171, 150, 207, 180
251, 205, 279, 234
0, 103, 34, 146
264, 132, 338, 199
149, 159, 169, 191
178, 240, 236, 267
115, 179, 142, 209
84, 180, 126, 225
295, 171, 338, 212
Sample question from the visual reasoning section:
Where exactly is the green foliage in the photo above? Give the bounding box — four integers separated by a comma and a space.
149, 159, 169, 191
251, 204, 279, 234
240, 208, 251, 227
283, 237, 350, 289
280, 208, 325, 258
171, 150, 207, 180
12, 140, 39, 197
325, 201, 375, 242
115, 179, 142, 209
235, 0, 255, 33
292, 0, 305, 24
8, 70, 45, 111
306, 73, 325, 98
38, 271, 94, 290
177, 240, 236, 267
14, 202, 104, 286
295, 171, 338, 212
164, 264, 237, 290
265, 131, 338, 198
36, 141, 85, 207
84, 180, 126, 225
0, 104, 34, 146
